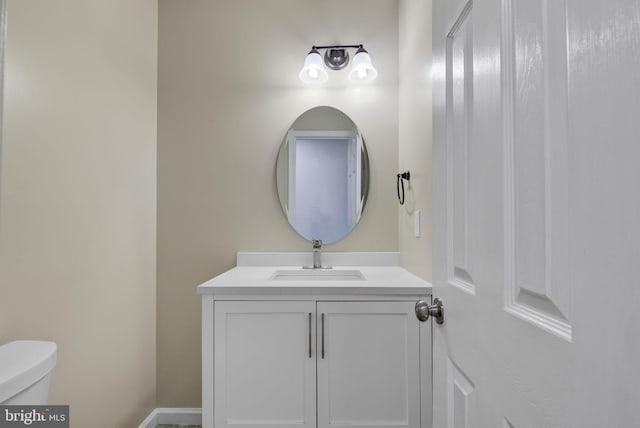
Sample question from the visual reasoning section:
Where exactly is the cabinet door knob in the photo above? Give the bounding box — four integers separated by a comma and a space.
415, 298, 444, 324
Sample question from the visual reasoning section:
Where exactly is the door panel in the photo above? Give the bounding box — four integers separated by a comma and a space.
214, 301, 316, 428
567, 1, 640, 425
502, 0, 571, 340
435, 0, 640, 425
446, 358, 474, 428
433, 0, 574, 426
316, 302, 420, 428
448, 0, 475, 294
434, 1, 483, 427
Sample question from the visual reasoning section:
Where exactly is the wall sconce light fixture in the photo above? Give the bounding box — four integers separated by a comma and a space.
299, 44, 378, 84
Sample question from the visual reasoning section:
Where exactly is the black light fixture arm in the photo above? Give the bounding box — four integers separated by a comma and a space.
311, 44, 364, 51
308, 44, 369, 71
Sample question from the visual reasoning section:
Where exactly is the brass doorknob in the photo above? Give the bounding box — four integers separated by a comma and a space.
415, 298, 444, 324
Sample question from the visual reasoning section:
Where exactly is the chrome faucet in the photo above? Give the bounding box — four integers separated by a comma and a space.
303, 239, 331, 269
312, 239, 323, 269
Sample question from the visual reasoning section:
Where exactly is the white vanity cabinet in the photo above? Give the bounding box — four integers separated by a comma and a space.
316, 301, 421, 428
198, 256, 432, 428
212, 300, 422, 428
213, 301, 317, 428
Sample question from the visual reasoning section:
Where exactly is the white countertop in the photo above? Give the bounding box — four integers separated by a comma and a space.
197, 253, 432, 297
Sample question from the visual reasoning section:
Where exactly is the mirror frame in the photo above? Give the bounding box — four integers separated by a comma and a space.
275, 106, 370, 244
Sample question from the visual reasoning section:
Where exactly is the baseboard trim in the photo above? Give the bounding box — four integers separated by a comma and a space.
138, 408, 202, 428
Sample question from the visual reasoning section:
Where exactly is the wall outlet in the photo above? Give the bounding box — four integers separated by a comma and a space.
414, 210, 421, 238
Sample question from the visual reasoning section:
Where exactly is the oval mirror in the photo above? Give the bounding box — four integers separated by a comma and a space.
276, 106, 370, 244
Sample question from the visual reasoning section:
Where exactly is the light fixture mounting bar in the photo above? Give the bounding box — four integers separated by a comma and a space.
312, 44, 363, 50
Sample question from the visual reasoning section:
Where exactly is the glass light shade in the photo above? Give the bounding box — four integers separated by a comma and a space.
348, 50, 378, 82
299, 50, 329, 84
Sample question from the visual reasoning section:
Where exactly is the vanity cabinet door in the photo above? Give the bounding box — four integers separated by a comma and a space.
316, 301, 421, 428
214, 301, 317, 428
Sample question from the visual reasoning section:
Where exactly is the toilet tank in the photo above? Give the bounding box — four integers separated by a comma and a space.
0, 341, 57, 405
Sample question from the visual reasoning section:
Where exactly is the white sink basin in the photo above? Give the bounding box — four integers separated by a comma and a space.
270, 269, 365, 281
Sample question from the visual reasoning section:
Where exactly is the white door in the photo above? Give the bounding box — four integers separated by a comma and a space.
432, 0, 640, 426
214, 301, 317, 428
316, 302, 422, 428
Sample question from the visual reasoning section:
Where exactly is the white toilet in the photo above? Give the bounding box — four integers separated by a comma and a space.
0, 340, 57, 405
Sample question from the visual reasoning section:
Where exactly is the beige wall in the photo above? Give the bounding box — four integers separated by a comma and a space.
158, 0, 399, 406
0, 1, 158, 427
0, 0, 430, 419
398, 0, 433, 281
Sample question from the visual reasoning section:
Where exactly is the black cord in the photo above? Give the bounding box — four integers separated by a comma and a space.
397, 171, 410, 205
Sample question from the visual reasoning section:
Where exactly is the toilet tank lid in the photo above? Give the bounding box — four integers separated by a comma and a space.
0, 341, 57, 403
